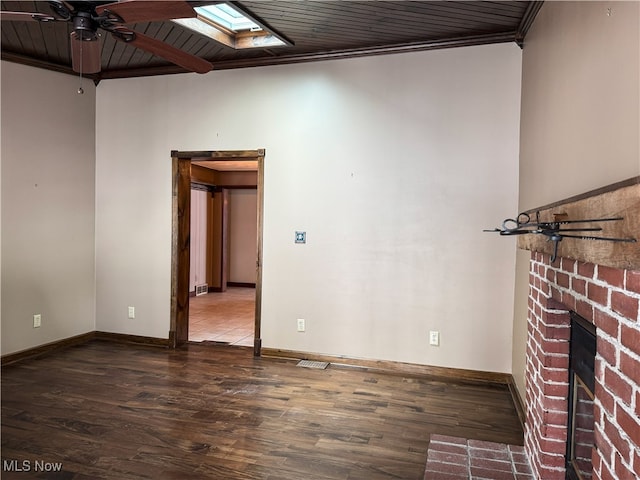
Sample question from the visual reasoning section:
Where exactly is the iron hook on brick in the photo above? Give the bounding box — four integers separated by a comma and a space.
483, 212, 637, 262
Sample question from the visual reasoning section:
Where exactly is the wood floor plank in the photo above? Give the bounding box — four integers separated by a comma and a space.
1, 340, 523, 479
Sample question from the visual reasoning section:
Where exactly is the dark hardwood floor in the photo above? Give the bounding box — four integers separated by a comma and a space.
1, 341, 523, 479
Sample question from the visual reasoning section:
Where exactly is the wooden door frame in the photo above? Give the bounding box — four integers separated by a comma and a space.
170, 149, 265, 356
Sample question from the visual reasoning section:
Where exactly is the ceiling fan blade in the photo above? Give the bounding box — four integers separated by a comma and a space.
0, 11, 57, 22
70, 32, 103, 74
96, 1, 196, 24
112, 29, 212, 74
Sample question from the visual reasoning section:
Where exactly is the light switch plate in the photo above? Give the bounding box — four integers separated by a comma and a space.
295, 231, 306, 244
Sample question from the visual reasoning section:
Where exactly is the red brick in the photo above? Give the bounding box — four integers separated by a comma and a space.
614, 451, 636, 480
428, 443, 468, 456
423, 471, 468, 480
427, 450, 468, 465
540, 395, 568, 413
557, 272, 570, 288
537, 450, 565, 468
469, 447, 510, 461
597, 335, 617, 367
541, 423, 567, 441
603, 366, 633, 406
470, 466, 516, 479
540, 338, 570, 355
562, 292, 577, 312
541, 366, 569, 383
573, 277, 587, 295
542, 381, 569, 397
611, 291, 639, 321
578, 262, 596, 279
469, 456, 512, 471
513, 460, 532, 474
594, 424, 613, 464
633, 449, 640, 478
600, 459, 616, 480
594, 309, 620, 339
543, 311, 571, 327
619, 351, 640, 386
626, 270, 640, 295
536, 464, 565, 480
620, 324, 640, 357
576, 299, 594, 322
561, 257, 576, 272
545, 296, 569, 311
595, 381, 615, 415
588, 282, 609, 306
616, 405, 640, 446
603, 414, 632, 463
542, 409, 567, 426
598, 265, 625, 288
540, 323, 570, 341
540, 353, 569, 369
425, 459, 468, 475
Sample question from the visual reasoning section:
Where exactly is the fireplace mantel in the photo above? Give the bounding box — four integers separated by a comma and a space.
517, 177, 640, 270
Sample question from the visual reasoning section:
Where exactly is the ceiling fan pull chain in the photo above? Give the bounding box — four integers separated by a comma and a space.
78, 37, 84, 95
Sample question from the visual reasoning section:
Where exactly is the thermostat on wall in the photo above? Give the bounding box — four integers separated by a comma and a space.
295, 231, 306, 244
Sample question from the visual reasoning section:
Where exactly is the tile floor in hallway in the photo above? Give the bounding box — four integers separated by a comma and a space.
188, 287, 255, 346
424, 435, 533, 480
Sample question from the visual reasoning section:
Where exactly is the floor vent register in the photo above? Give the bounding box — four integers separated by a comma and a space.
296, 360, 329, 369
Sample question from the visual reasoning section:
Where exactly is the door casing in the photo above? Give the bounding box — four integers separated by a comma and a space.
170, 149, 265, 355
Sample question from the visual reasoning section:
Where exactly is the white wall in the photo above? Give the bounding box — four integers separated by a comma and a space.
1, 62, 96, 355
228, 189, 257, 284
96, 44, 522, 372
513, 1, 640, 396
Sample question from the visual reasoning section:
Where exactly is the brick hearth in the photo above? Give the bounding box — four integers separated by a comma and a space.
525, 251, 640, 479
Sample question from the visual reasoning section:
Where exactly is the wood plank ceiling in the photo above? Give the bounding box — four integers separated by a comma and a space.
1, 1, 542, 80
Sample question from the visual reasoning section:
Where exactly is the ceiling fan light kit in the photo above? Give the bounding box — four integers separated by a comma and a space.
0, 0, 214, 75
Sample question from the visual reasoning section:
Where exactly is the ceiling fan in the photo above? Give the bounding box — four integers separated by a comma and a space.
0, 0, 213, 75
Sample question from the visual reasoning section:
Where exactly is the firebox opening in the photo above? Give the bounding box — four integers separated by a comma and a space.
566, 311, 596, 480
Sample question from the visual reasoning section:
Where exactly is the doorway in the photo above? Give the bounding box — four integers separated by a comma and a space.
170, 150, 265, 355
189, 186, 257, 345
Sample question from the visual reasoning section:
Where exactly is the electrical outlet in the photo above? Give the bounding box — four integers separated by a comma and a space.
429, 330, 440, 346
128, 306, 135, 319
33, 314, 42, 328
297, 318, 305, 332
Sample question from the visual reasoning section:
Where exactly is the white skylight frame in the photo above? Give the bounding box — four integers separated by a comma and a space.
173, 2, 290, 50
197, 4, 261, 33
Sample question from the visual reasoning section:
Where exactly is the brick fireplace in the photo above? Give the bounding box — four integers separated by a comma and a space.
525, 251, 640, 479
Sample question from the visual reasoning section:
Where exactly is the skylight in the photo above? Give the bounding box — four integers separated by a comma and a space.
197, 4, 261, 33
173, 3, 289, 50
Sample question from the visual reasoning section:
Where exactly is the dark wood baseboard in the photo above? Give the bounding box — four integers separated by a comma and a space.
2, 331, 170, 366
507, 376, 526, 432
208, 286, 223, 293
94, 331, 169, 348
1, 331, 96, 366
227, 282, 256, 288
260, 348, 512, 385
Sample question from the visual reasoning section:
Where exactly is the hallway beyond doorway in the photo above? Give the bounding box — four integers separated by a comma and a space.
188, 287, 254, 346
